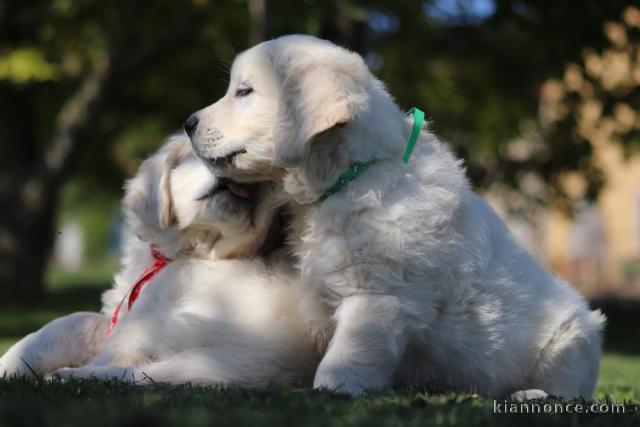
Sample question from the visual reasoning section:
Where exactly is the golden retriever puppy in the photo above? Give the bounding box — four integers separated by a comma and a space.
2, 135, 317, 387
185, 35, 605, 399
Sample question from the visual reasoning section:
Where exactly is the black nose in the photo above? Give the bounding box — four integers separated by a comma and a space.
184, 114, 199, 137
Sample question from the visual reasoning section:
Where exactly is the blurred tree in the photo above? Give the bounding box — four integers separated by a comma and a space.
539, 6, 640, 206
0, 0, 249, 301
0, 0, 636, 301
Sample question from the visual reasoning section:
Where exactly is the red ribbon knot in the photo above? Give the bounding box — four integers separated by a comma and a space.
106, 245, 172, 336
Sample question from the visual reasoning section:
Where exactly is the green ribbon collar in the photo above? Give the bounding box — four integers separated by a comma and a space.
317, 160, 376, 202
316, 107, 425, 203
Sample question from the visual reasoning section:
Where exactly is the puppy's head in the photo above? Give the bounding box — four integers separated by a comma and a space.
186, 35, 393, 181
124, 135, 276, 259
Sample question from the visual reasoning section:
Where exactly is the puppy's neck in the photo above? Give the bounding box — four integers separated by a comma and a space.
171, 229, 249, 260
132, 220, 216, 261
282, 94, 410, 205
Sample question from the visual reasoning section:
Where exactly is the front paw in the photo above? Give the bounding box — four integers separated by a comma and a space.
313, 363, 368, 396
46, 367, 76, 383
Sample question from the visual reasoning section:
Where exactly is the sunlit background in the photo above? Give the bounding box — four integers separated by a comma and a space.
1, 0, 639, 399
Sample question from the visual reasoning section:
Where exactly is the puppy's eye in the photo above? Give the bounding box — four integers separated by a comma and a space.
235, 87, 254, 97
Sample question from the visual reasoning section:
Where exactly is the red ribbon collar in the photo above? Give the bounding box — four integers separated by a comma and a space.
107, 245, 172, 336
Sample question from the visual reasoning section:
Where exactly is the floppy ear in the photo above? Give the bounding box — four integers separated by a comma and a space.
157, 158, 176, 229
124, 136, 191, 230
272, 49, 369, 167
158, 137, 192, 228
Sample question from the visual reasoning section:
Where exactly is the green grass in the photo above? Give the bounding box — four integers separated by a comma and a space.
597, 353, 640, 401
0, 263, 639, 426
0, 380, 637, 427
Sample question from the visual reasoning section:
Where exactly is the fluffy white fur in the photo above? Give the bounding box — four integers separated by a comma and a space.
1, 135, 318, 387
187, 35, 606, 399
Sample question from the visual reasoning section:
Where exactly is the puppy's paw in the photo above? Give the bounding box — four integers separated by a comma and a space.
313, 363, 369, 396
46, 367, 75, 383
510, 389, 549, 401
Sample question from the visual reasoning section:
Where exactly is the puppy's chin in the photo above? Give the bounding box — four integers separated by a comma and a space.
193, 146, 283, 183
230, 158, 286, 183
201, 159, 280, 183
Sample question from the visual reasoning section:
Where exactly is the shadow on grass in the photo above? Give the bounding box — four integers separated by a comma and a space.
0, 379, 637, 427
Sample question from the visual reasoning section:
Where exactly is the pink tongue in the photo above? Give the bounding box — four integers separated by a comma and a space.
227, 181, 251, 199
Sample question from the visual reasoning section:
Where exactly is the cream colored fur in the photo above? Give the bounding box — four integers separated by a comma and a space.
1, 135, 318, 387
187, 35, 605, 399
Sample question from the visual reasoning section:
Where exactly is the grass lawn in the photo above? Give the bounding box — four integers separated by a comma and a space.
0, 264, 638, 426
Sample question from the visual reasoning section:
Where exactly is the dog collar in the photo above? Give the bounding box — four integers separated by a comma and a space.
316, 107, 425, 202
106, 244, 172, 336
317, 159, 376, 202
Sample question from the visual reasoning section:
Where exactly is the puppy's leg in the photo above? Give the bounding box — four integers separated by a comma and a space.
520, 310, 605, 400
52, 346, 311, 386
313, 294, 406, 395
51, 365, 138, 384
0, 312, 108, 378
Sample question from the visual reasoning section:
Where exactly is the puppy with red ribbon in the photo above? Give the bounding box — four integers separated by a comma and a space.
1, 135, 317, 387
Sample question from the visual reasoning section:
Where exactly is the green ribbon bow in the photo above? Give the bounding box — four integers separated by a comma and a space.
402, 107, 425, 164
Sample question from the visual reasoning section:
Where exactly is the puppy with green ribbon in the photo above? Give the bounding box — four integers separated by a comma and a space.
187, 34, 604, 400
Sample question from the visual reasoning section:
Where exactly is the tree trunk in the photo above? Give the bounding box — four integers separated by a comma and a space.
320, 0, 366, 53
248, 0, 267, 44
0, 56, 111, 303
0, 12, 198, 303
0, 185, 58, 302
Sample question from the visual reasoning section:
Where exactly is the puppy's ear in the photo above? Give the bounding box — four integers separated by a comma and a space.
124, 136, 191, 230
272, 48, 369, 167
158, 137, 192, 228
157, 160, 176, 229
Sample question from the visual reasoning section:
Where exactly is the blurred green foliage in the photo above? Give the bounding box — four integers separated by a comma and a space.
0, 47, 62, 83
0, 0, 638, 297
